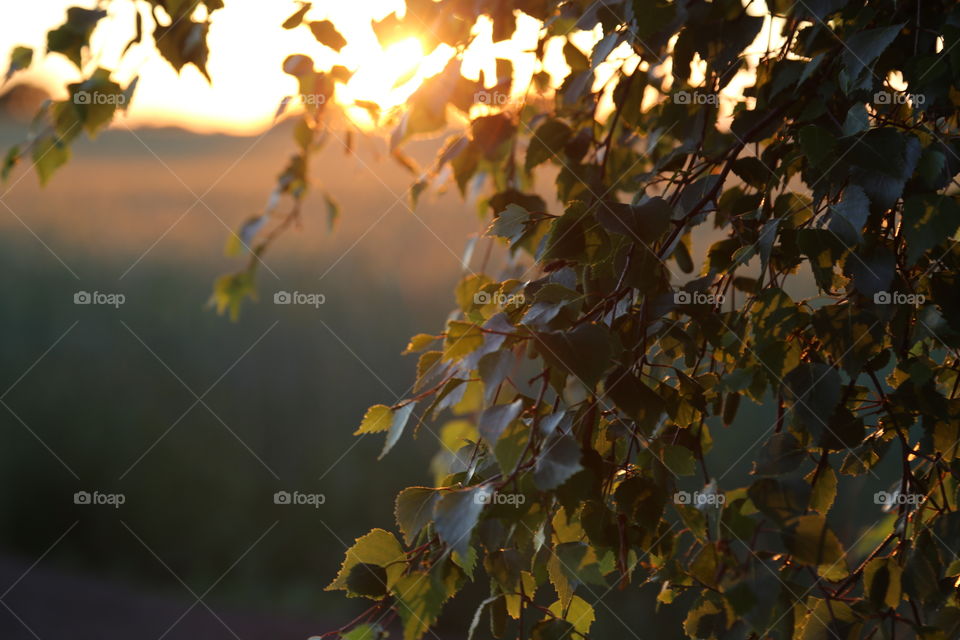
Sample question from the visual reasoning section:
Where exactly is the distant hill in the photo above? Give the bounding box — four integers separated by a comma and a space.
0, 83, 51, 121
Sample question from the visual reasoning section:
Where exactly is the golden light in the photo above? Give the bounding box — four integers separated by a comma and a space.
0, 0, 772, 136
338, 36, 455, 128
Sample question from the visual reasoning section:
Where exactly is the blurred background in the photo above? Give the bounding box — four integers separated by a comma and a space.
0, 2, 901, 639
0, 75, 504, 634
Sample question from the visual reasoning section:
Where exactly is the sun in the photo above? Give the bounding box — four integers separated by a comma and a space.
337, 36, 459, 129
342, 37, 424, 106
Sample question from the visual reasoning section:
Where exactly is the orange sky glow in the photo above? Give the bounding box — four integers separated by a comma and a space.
3, 1, 775, 135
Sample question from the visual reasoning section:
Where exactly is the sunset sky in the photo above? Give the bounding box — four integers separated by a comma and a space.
3, 1, 772, 135
2, 0, 562, 134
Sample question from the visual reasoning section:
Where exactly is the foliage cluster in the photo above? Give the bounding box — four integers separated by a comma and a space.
6, 0, 960, 638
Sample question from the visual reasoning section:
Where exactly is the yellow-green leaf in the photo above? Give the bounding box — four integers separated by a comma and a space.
327, 528, 405, 595
354, 404, 393, 435
547, 594, 595, 635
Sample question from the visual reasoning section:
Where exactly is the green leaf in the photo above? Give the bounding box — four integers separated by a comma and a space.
433, 485, 491, 557
526, 119, 572, 172
748, 477, 811, 525
902, 194, 960, 266
828, 185, 870, 246
341, 623, 385, 640
154, 18, 212, 81
783, 363, 841, 442
662, 444, 696, 476
471, 114, 516, 160
32, 135, 71, 186
543, 201, 595, 262
493, 419, 529, 474
782, 514, 848, 581
61, 69, 126, 137
487, 203, 533, 247
395, 487, 440, 545
327, 529, 406, 594
535, 323, 613, 389
842, 23, 904, 78
807, 465, 837, 513
683, 593, 730, 639
595, 197, 674, 245
732, 156, 772, 189
689, 543, 720, 588
5, 46, 32, 82
393, 567, 461, 640
403, 333, 439, 355
454, 274, 494, 313
444, 321, 484, 362
845, 127, 914, 178
799, 599, 859, 640
799, 124, 836, 169
46, 7, 106, 69
415, 351, 444, 392
479, 349, 515, 405
547, 595, 595, 635
477, 399, 523, 446
722, 392, 741, 426
355, 404, 393, 435
845, 244, 895, 299
309, 20, 347, 51
753, 432, 804, 476
562, 42, 589, 72
379, 403, 416, 459
863, 557, 902, 609
534, 434, 583, 490
605, 368, 665, 431
345, 562, 389, 599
